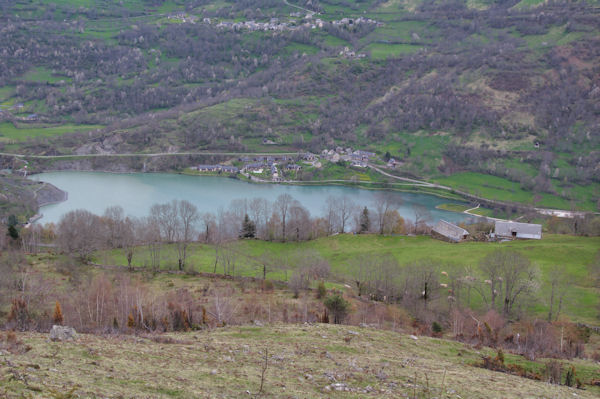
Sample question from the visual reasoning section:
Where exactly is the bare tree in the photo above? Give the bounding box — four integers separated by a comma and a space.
349, 254, 374, 297
338, 196, 357, 234
287, 203, 311, 241
547, 265, 570, 321
150, 202, 177, 242
413, 204, 431, 234
20, 224, 42, 254
200, 212, 217, 243
57, 209, 102, 261
274, 193, 294, 241
102, 205, 127, 249
324, 196, 340, 235
249, 197, 270, 239
373, 192, 401, 235
208, 288, 237, 325
401, 260, 440, 312
229, 198, 248, 230
141, 216, 162, 273
175, 200, 199, 271
218, 242, 239, 277
122, 217, 138, 271
478, 250, 539, 316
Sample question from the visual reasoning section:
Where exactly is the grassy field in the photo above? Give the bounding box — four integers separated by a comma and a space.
0, 123, 103, 142
364, 43, 423, 59
436, 203, 471, 212
20, 67, 71, 84
99, 234, 600, 324
2, 324, 598, 398
432, 172, 599, 211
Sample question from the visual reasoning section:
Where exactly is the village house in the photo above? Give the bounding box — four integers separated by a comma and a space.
286, 164, 301, 171
494, 221, 542, 240
220, 166, 239, 174
243, 162, 264, 172
350, 160, 367, 168
353, 150, 376, 161
302, 152, 316, 161
431, 220, 469, 243
195, 165, 220, 172
195, 165, 238, 173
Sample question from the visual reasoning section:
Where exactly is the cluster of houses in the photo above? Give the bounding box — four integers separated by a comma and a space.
192, 147, 380, 179
166, 12, 198, 24
216, 19, 297, 32
339, 46, 367, 59
192, 154, 304, 180
192, 165, 239, 174
166, 11, 382, 34
214, 16, 382, 33
431, 219, 543, 243
332, 17, 382, 27
321, 147, 377, 167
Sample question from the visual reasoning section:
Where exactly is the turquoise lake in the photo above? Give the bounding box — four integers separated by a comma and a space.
31, 171, 477, 225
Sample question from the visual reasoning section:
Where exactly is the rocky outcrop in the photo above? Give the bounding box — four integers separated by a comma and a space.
49, 325, 77, 342
35, 182, 67, 207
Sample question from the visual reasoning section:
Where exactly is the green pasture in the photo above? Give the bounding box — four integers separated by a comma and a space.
20, 67, 71, 84
364, 43, 422, 59
98, 234, 600, 324
432, 172, 597, 210
0, 122, 103, 142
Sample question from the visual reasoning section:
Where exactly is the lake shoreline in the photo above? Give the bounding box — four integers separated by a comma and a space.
29, 171, 475, 225
31, 169, 472, 215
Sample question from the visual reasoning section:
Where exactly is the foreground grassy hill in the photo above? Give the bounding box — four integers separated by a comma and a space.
2, 324, 599, 398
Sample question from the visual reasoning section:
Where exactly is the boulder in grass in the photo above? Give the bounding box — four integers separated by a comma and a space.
49, 325, 77, 342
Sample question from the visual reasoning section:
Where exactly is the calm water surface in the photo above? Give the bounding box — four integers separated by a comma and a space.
31, 171, 476, 225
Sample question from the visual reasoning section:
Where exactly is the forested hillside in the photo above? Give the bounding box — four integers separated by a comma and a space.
0, 0, 599, 210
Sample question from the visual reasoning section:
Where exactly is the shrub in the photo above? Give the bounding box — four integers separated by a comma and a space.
432, 321, 443, 334
324, 293, 350, 324
545, 360, 562, 384
53, 301, 64, 325
564, 366, 576, 387
316, 281, 327, 299
127, 313, 136, 329
7, 298, 30, 331
262, 279, 274, 292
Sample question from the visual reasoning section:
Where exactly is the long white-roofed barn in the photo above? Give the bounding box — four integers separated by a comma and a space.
494, 221, 542, 240
431, 220, 469, 243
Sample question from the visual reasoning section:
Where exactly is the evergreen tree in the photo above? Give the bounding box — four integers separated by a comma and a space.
239, 214, 256, 238
7, 224, 19, 240
324, 293, 350, 324
358, 207, 370, 234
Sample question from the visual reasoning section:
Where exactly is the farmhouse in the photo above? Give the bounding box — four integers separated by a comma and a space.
431, 220, 469, 243
494, 221, 542, 240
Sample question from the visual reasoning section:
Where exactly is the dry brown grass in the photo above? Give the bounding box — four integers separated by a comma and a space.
1, 325, 597, 398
